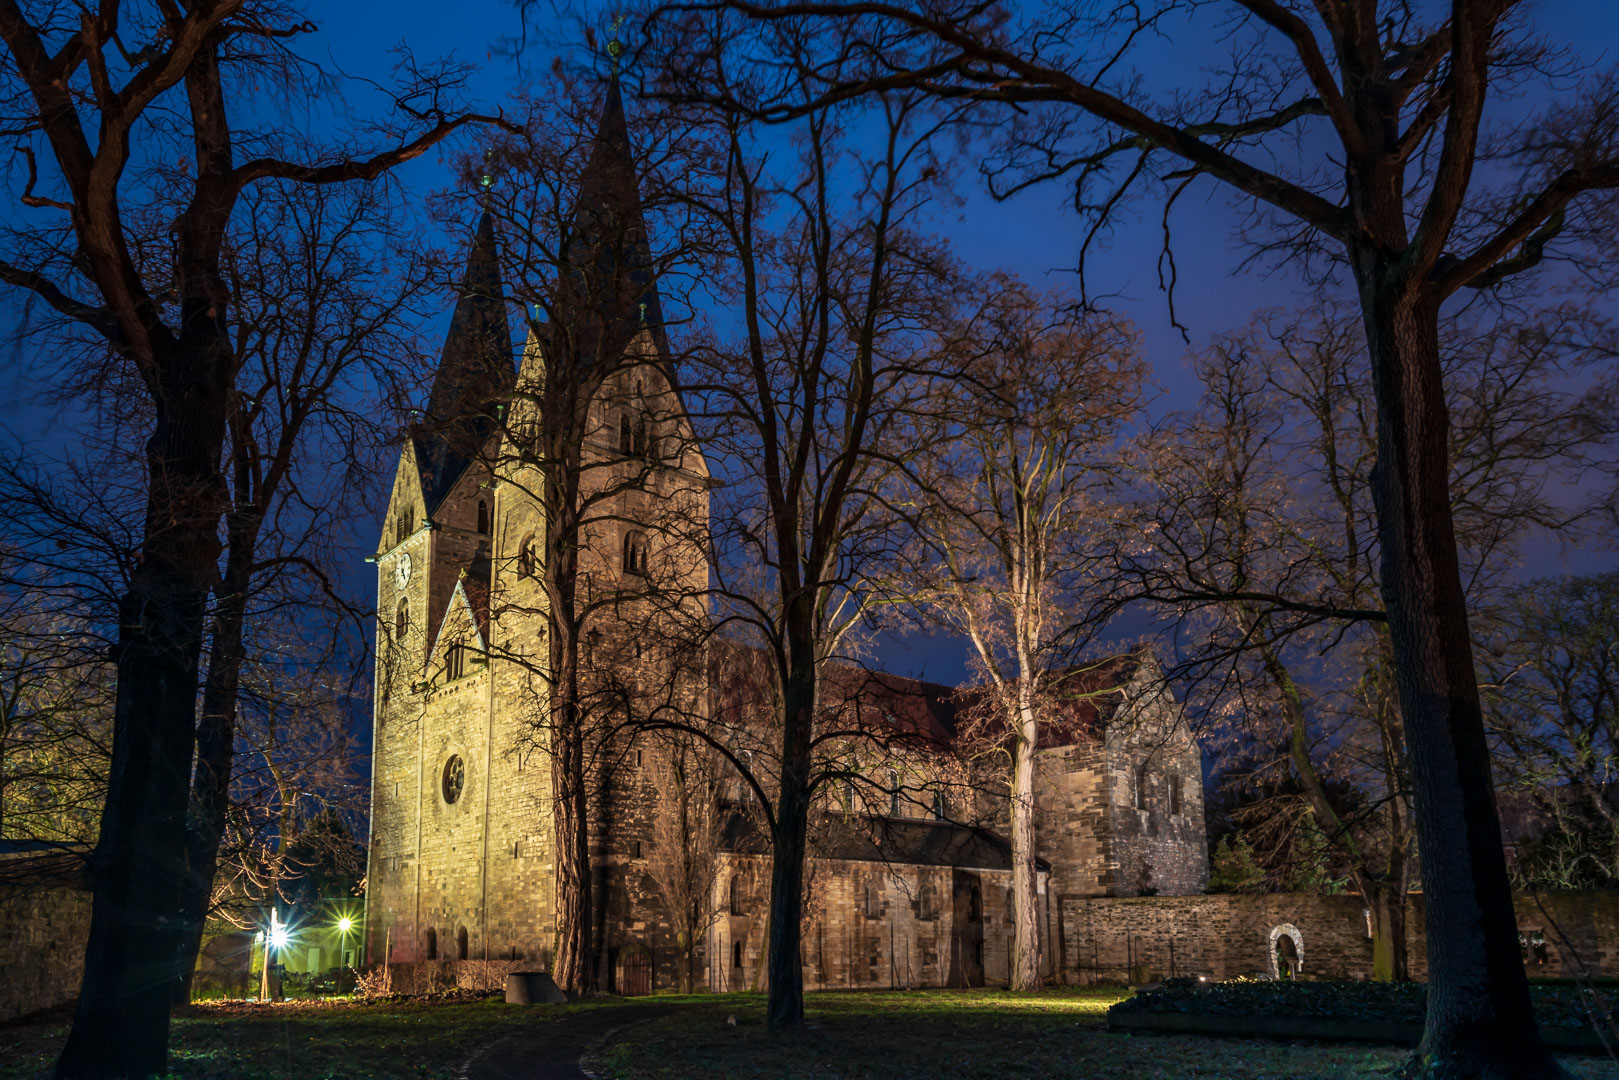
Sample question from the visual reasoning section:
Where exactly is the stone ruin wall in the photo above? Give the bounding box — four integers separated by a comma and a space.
1059, 890, 1619, 984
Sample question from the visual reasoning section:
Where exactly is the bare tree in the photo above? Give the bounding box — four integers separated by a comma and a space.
668, 1, 1619, 1069
1125, 302, 1611, 980
0, 4, 504, 1072
640, 13, 971, 1024
1482, 572, 1619, 889
645, 735, 725, 991
899, 278, 1144, 990
0, 596, 113, 846
171, 173, 436, 1000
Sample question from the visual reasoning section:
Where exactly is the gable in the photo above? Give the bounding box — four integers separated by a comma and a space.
424, 576, 489, 686
379, 442, 427, 554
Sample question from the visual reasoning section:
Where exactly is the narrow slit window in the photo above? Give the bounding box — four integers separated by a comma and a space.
622, 531, 647, 576
517, 534, 536, 579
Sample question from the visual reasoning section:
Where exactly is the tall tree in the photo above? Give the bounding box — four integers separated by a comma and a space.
645, 15, 967, 1023
176, 175, 434, 1000
644, 735, 725, 992
1482, 572, 1619, 889
900, 279, 1144, 991
0, 5, 499, 1074
683, 2, 1619, 1069
1125, 302, 1610, 981
0, 596, 113, 845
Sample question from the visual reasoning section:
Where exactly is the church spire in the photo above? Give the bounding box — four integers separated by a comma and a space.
563, 70, 666, 357
416, 206, 515, 514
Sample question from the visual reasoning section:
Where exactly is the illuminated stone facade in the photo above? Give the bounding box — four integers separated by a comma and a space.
363, 82, 1208, 993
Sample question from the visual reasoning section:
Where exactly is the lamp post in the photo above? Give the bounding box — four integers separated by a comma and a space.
260, 910, 289, 1002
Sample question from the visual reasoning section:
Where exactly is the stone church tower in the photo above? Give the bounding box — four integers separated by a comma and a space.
364, 77, 707, 977
365, 79, 1208, 993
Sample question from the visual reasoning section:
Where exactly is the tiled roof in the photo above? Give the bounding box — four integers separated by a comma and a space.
720, 811, 1049, 873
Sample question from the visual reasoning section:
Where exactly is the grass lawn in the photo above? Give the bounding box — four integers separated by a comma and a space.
589, 987, 1618, 1080
0, 995, 630, 1080
4, 988, 1613, 1079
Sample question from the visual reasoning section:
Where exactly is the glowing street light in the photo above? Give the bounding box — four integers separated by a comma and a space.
337, 916, 353, 934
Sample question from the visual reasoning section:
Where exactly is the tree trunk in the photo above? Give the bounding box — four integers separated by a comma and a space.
1008, 692, 1041, 991
173, 519, 255, 1003
766, 650, 814, 1030
1357, 274, 1557, 1077
544, 434, 594, 996
550, 692, 594, 995
1367, 881, 1409, 983
56, 342, 226, 1080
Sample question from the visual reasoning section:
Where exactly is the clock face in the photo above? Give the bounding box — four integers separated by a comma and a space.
394, 552, 412, 589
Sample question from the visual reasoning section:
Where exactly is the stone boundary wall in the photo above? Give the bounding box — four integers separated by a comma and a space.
0, 853, 93, 1021
1059, 891, 1619, 984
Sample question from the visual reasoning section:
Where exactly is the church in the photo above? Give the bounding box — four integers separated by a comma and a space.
363, 78, 1208, 995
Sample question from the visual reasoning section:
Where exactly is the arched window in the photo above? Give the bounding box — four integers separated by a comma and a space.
620, 381, 654, 459
1168, 770, 1183, 816
424, 927, 438, 960
1134, 764, 1150, 811
517, 534, 536, 579
932, 787, 946, 821
395, 598, 410, 640
620, 414, 650, 457
457, 926, 469, 961
732, 940, 743, 969
888, 770, 902, 817
395, 505, 414, 545
728, 873, 744, 916
622, 531, 647, 576
864, 882, 881, 919
919, 882, 937, 921
476, 499, 490, 535
446, 643, 466, 680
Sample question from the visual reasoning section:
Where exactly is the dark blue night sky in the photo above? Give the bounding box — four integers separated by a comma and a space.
5, 1, 1617, 687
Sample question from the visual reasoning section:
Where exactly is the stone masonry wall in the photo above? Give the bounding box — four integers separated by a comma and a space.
710, 853, 1051, 993
0, 865, 92, 1020
1059, 891, 1619, 983
1102, 670, 1207, 898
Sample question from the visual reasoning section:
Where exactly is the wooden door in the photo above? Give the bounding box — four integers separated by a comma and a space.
622, 949, 652, 996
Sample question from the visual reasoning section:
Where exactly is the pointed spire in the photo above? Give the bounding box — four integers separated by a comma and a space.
563, 72, 666, 357
416, 209, 515, 513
